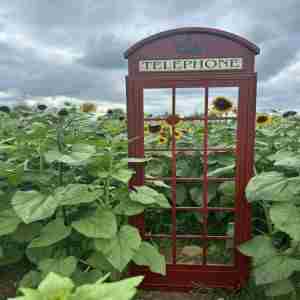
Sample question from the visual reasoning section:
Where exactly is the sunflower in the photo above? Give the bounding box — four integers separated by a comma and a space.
158, 135, 167, 144
144, 124, 150, 134
174, 130, 183, 140
208, 106, 218, 117
37, 104, 47, 111
212, 96, 233, 114
256, 114, 272, 125
80, 102, 97, 113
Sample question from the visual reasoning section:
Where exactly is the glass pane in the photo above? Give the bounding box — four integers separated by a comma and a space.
176, 239, 204, 265
209, 181, 235, 208
203, 181, 219, 206
144, 88, 172, 117
175, 88, 205, 118
144, 151, 172, 178
207, 240, 234, 265
207, 211, 235, 236
144, 121, 171, 150
208, 87, 239, 118
176, 182, 204, 207
145, 209, 172, 235
176, 121, 204, 149
176, 211, 204, 235
207, 119, 237, 148
176, 151, 204, 178
207, 152, 236, 178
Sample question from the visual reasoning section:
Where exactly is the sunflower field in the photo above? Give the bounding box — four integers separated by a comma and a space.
0, 101, 299, 299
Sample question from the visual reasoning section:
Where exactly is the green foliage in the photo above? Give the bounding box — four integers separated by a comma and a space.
0, 107, 168, 289
10, 272, 143, 300
240, 119, 300, 298
94, 225, 141, 272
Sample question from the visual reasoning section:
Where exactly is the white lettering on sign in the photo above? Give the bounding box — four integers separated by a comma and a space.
139, 58, 243, 72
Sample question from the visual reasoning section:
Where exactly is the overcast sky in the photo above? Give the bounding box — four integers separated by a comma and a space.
0, 0, 299, 112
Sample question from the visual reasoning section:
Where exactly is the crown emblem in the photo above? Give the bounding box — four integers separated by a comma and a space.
174, 35, 202, 55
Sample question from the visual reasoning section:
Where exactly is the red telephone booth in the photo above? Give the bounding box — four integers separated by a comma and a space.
125, 27, 259, 290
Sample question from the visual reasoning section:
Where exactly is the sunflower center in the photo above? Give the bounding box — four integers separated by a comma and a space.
257, 115, 268, 123
215, 98, 232, 110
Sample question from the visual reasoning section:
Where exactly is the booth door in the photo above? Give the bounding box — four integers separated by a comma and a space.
142, 85, 244, 268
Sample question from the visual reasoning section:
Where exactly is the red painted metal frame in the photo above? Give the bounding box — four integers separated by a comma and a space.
125, 27, 259, 291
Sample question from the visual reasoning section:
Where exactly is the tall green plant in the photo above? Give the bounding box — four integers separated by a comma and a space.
239, 150, 300, 298
0, 107, 169, 288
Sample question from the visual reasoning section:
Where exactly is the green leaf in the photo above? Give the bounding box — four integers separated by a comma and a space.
190, 183, 217, 205
29, 218, 72, 248
72, 269, 103, 286
45, 144, 96, 166
0, 208, 21, 236
208, 164, 235, 177
270, 203, 300, 241
72, 143, 96, 155
153, 193, 171, 208
246, 172, 300, 203
70, 144, 96, 164
38, 256, 78, 277
0, 245, 23, 266
44, 150, 70, 163
55, 184, 101, 206
19, 271, 42, 288
38, 272, 74, 300
130, 186, 159, 205
133, 241, 166, 275
27, 122, 48, 138
70, 276, 143, 300
26, 246, 54, 264
265, 279, 295, 297
94, 225, 141, 272
238, 235, 277, 266
267, 150, 295, 162
146, 180, 170, 189
112, 169, 134, 184
176, 185, 186, 205
11, 222, 43, 243
18, 288, 44, 300
254, 256, 300, 285
130, 186, 171, 208
86, 252, 114, 272
218, 181, 235, 197
274, 156, 300, 170
113, 200, 145, 216
12, 191, 59, 223
72, 210, 117, 239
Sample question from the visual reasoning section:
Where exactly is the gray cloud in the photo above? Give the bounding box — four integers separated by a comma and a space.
77, 34, 129, 69
0, 0, 298, 112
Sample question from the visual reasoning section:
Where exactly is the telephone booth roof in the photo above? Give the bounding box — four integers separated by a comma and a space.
124, 27, 260, 59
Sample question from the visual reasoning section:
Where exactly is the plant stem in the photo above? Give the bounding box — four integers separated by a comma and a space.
104, 149, 113, 206
39, 143, 44, 174
261, 201, 273, 235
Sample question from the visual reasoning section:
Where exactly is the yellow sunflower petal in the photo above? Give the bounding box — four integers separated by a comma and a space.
158, 136, 167, 144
